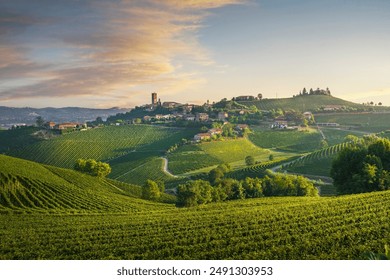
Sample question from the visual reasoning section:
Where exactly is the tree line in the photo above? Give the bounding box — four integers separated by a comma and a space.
331, 135, 390, 194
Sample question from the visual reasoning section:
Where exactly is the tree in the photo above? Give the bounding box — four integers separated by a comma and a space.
269, 154, 274, 161
245, 155, 255, 166
74, 158, 111, 177
331, 137, 390, 194
142, 180, 161, 200
257, 93, 263, 100
36, 116, 45, 127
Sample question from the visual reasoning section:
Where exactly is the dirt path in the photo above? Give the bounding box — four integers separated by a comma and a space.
161, 157, 180, 178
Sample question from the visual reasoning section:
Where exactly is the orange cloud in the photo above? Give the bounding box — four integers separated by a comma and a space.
0, 0, 246, 106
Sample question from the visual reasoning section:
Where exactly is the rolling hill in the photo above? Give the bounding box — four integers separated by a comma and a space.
236, 95, 369, 112
0, 154, 174, 213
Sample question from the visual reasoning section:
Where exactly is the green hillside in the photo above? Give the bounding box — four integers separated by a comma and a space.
237, 95, 367, 112
1, 189, 389, 259
315, 112, 390, 133
5, 125, 196, 184
166, 138, 272, 175
0, 154, 174, 213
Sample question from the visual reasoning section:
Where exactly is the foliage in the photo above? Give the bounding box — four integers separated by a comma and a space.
74, 159, 111, 177
245, 155, 255, 166
141, 180, 163, 201
2, 190, 390, 259
177, 173, 317, 207
331, 137, 390, 194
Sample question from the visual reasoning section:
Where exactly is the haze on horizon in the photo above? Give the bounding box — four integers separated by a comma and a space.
1, 0, 390, 108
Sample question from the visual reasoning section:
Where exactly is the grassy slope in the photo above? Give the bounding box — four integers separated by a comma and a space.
1, 191, 389, 259
315, 112, 390, 133
237, 95, 367, 111
5, 125, 196, 184
249, 127, 323, 152
0, 154, 174, 213
167, 138, 271, 175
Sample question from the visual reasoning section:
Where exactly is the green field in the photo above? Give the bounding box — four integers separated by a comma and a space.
5, 125, 196, 184
167, 138, 271, 175
315, 113, 390, 133
249, 127, 323, 152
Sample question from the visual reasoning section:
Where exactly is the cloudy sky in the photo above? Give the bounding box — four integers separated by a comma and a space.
1, 0, 390, 108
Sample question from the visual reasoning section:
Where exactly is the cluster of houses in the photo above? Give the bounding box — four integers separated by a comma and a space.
142, 111, 229, 123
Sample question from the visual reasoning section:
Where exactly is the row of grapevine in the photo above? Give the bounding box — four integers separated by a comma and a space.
1, 190, 389, 259
282, 142, 352, 170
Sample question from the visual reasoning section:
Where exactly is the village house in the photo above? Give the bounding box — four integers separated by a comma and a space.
184, 114, 196, 121
271, 117, 288, 129
55, 122, 80, 130
218, 111, 228, 121
195, 113, 209, 122
194, 133, 211, 141
162, 101, 181, 109
235, 124, 249, 131
322, 105, 344, 111
208, 128, 223, 135
45, 121, 56, 129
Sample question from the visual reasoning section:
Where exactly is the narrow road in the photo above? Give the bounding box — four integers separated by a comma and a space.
161, 157, 180, 178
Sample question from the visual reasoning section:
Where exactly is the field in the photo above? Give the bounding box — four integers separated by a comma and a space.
315, 112, 390, 133
0, 154, 175, 213
166, 138, 271, 175
249, 127, 323, 152
5, 125, 196, 184
1, 189, 389, 259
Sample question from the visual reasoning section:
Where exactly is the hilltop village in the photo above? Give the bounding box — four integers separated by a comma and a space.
18, 87, 386, 142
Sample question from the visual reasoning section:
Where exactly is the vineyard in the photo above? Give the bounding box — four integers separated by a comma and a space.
8, 125, 195, 168
0, 154, 175, 213
237, 95, 366, 112
315, 112, 390, 133
249, 128, 323, 152
1, 190, 389, 259
226, 157, 298, 180
5, 125, 196, 184
282, 142, 353, 177
167, 138, 270, 175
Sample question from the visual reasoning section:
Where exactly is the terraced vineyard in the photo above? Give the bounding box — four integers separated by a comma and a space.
282, 142, 353, 177
1, 189, 389, 259
8, 125, 196, 169
315, 112, 390, 133
0, 154, 175, 213
249, 127, 323, 152
226, 157, 298, 180
167, 138, 270, 175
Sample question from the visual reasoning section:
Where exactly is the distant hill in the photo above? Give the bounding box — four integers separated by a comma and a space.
0, 106, 130, 127
235, 95, 379, 112
0, 154, 174, 212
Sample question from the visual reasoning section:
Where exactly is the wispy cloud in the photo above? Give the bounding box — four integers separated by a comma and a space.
0, 0, 246, 107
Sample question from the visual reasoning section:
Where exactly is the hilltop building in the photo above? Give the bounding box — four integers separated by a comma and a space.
151, 92, 157, 106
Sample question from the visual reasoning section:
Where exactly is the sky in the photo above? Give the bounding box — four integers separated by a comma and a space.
1, 0, 390, 108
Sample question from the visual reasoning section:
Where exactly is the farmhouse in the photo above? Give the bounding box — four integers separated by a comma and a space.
55, 122, 80, 130
45, 121, 56, 129
194, 133, 211, 141
184, 114, 196, 121
235, 124, 249, 131
208, 128, 223, 135
303, 112, 313, 119
235, 95, 255, 101
271, 117, 288, 129
162, 101, 181, 108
